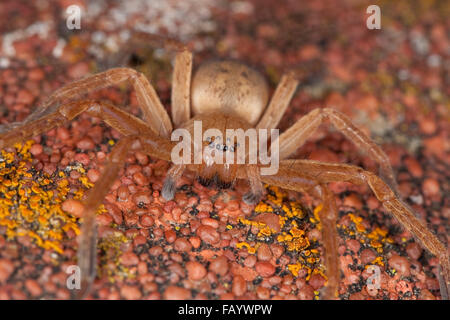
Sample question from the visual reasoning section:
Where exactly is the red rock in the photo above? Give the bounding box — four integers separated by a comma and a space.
343, 193, 363, 210
133, 172, 149, 186
96, 213, 113, 226
68, 62, 89, 79
243, 255, 257, 268
120, 285, 142, 300
196, 225, 220, 244
174, 238, 192, 252
149, 246, 163, 257
309, 148, 340, 163
404, 157, 423, 178
270, 244, 284, 258
76, 137, 95, 150
148, 205, 163, 217
367, 196, 380, 210
16, 89, 34, 104
298, 284, 314, 300
25, 279, 42, 297
254, 213, 281, 233
28, 68, 45, 81
29, 143, 43, 156
87, 169, 100, 183
360, 249, 376, 265
388, 254, 410, 276
164, 286, 191, 300
105, 203, 123, 225
0, 259, 14, 283
57, 127, 70, 140
189, 236, 201, 249
255, 261, 276, 277
201, 218, 219, 229
164, 229, 176, 243
349, 292, 365, 300
256, 286, 270, 299
419, 118, 436, 135
257, 243, 272, 261
133, 192, 152, 207
419, 288, 436, 300
61, 199, 85, 218
209, 256, 229, 276
186, 261, 207, 280
308, 274, 326, 290
133, 235, 147, 247
406, 242, 422, 260
232, 275, 247, 296
120, 252, 139, 267
117, 185, 130, 201
346, 239, 360, 253
422, 178, 440, 197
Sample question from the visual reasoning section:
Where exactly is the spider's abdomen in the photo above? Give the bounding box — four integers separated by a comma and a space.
191, 60, 269, 125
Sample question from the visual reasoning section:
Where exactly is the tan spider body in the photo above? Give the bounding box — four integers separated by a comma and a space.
0, 33, 448, 300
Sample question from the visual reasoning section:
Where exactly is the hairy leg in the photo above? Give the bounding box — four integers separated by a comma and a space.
73, 135, 141, 299
161, 164, 186, 200
316, 184, 340, 299
278, 159, 450, 298
0, 99, 156, 148
276, 108, 398, 192
256, 59, 325, 131
20, 67, 173, 138
71, 130, 175, 299
242, 165, 265, 205
256, 71, 299, 130
113, 32, 193, 127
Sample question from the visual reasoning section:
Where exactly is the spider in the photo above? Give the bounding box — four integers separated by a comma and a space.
0, 33, 448, 300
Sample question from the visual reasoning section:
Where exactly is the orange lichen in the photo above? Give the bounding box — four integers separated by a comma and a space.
236, 241, 260, 254
0, 141, 104, 254
310, 203, 323, 230
235, 185, 323, 280
98, 231, 131, 282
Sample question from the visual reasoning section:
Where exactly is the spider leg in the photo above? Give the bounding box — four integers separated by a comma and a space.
113, 32, 193, 127
279, 159, 450, 299
242, 165, 265, 205
161, 164, 186, 200
256, 71, 299, 130
314, 184, 340, 299
22, 67, 173, 138
72, 135, 142, 299
254, 167, 340, 299
276, 108, 399, 193
70, 129, 174, 299
256, 59, 325, 130
0, 99, 158, 148
133, 33, 193, 127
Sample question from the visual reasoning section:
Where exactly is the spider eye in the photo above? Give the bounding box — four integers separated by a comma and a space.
206, 136, 212, 143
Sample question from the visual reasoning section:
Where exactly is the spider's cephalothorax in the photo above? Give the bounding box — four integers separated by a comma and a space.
1, 33, 448, 300
163, 60, 271, 197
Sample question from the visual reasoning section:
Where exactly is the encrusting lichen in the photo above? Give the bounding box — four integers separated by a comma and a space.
338, 212, 394, 267
236, 185, 327, 281
0, 140, 105, 254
